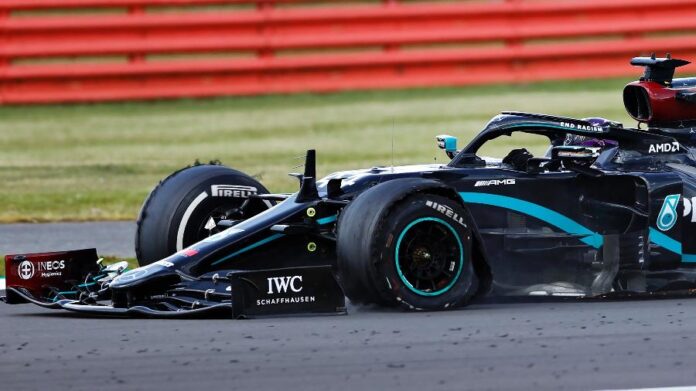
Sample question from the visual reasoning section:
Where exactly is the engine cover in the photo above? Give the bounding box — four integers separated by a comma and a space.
623, 55, 696, 127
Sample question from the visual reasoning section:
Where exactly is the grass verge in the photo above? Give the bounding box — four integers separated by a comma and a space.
0, 78, 635, 222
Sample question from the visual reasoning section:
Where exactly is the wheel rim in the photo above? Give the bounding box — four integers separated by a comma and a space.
182, 198, 270, 250
192, 204, 242, 241
394, 217, 464, 297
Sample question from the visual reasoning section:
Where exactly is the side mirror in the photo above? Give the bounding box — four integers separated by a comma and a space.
436, 135, 458, 159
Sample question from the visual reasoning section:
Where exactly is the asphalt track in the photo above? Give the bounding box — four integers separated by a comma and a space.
2, 297, 696, 391
0, 222, 136, 258
3, 223, 696, 390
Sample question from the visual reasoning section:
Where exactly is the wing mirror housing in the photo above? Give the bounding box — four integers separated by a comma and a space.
436, 135, 458, 159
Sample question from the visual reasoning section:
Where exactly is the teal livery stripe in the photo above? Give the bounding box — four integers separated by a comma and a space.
648, 228, 682, 255
317, 215, 338, 225
460, 192, 603, 248
461, 192, 696, 263
684, 254, 696, 263
649, 228, 696, 263
211, 214, 337, 266
506, 123, 579, 131
211, 233, 285, 265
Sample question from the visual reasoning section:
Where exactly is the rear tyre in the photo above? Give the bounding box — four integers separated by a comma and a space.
337, 187, 477, 311
135, 164, 271, 266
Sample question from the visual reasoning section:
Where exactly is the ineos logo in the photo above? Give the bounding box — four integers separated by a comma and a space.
18, 261, 34, 280
267, 276, 303, 294
39, 260, 65, 272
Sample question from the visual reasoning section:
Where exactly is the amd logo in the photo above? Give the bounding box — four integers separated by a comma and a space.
474, 179, 516, 187
684, 197, 696, 223
211, 185, 257, 198
267, 276, 303, 294
648, 142, 680, 154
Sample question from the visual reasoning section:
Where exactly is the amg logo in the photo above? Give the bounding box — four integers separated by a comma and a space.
474, 179, 516, 187
267, 276, 303, 294
211, 185, 257, 198
648, 142, 680, 154
426, 200, 466, 227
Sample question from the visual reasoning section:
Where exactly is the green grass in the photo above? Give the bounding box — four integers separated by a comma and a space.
0, 78, 636, 222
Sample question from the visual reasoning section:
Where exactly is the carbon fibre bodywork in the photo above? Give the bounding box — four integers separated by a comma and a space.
6, 56, 696, 316
7, 110, 696, 318
113, 111, 696, 297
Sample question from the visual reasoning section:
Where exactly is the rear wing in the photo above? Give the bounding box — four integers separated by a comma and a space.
631, 54, 690, 86
625, 54, 696, 133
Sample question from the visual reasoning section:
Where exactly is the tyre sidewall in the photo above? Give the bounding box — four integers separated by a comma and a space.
373, 194, 475, 310
136, 165, 270, 265
165, 172, 269, 251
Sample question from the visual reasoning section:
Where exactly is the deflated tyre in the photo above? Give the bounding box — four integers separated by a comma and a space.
135, 164, 271, 266
337, 184, 477, 310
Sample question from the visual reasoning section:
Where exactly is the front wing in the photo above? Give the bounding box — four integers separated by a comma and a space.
2, 249, 346, 319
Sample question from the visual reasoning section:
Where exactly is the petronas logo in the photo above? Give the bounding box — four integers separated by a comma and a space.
657, 194, 681, 232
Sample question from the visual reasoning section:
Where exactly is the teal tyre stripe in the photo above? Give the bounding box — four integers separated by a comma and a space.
394, 217, 464, 297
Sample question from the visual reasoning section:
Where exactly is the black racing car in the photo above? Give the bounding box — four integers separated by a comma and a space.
4, 55, 696, 318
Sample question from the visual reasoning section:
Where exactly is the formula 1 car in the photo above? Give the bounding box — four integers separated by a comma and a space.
4, 55, 696, 318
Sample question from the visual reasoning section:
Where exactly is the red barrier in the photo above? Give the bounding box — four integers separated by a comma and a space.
2, 0, 696, 104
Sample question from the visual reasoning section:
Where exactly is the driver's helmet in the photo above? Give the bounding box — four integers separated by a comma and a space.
563, 117, 619, 149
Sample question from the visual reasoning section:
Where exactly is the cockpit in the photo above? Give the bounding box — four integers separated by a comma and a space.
444, 116, 620, 174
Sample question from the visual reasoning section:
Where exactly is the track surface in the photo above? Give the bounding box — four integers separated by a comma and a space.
2, 223, 696, 390
0, 222, 135, 258
2, 298, 696, 391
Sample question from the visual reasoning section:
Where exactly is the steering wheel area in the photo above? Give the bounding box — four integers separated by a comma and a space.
499, 134, 614, 173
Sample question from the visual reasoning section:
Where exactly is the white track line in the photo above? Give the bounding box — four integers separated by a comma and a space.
598, 386, 696, 391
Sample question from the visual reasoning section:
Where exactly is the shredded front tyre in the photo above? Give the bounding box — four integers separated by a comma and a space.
135, 164, 271, 266
337, 181, 478, 311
